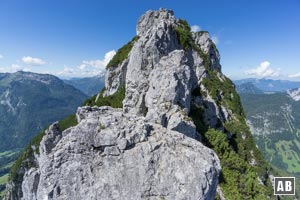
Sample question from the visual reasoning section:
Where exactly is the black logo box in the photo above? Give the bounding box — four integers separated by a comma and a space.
274, 177, 295, 195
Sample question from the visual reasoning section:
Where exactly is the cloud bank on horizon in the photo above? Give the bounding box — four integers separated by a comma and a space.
245, 61, 280, 77
57, 50, 116, 77
22, 56, 46, 66
1, 52, 300, 80
241, 61, 300, 80
0, 50, 116, 77
288, 72, 300, 79
0, 1, 299, 80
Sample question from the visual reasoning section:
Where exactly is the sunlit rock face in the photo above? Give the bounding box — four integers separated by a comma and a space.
5, 9, 226, 200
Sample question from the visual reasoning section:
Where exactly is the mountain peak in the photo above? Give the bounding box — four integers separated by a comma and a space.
137, 8, 175, 36
0, 71, 61, 86
5, 9, 273, 200
105, 9, 221, 119
236, 82, 264, 94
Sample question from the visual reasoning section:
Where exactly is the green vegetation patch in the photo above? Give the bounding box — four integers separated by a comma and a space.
58, 114, 78, 132
189, 69, 274, 199
239, 92, 300, 177
0, 174, 8, 185
197, 127, 272, 199
175, 19, 193, 51
189, 103, 208, 134
275, 140, 300, 173
106, 36, 139, 68
175, 18, 214, 70
202, 70, 244, 119
83, 85, 125, 108
0, 149, 21, 197
9, 130, 44, 183
174, 18, 213, 69
198, 128, 272, 199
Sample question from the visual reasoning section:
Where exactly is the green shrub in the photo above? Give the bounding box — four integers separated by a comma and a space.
175, 19, 193, 51
189, 69, 274, 199
106, 36, 139, 68
58, 114, 77, 132
189, 103, 208, 134
178, 19, 190, 31
175, 19, 213, 69
9, 130, 44, 182
203, 129, 272, 199
202, 70, 244, 118
83, 85, 125, 108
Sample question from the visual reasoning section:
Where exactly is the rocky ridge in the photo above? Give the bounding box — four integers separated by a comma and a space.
5, 9, 273, 200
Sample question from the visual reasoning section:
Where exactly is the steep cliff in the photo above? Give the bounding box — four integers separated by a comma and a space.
5, 9, 273, 200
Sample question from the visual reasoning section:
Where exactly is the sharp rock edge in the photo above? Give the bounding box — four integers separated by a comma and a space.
5, 8, 230, 200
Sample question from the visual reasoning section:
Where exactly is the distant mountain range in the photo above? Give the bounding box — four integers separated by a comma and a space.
0, 71, 88, 196
0, 71, 87, 151
63, 72, 105, 96
235, 82, 264, 94
235, 79, 300, 175
234, 78, 300, 92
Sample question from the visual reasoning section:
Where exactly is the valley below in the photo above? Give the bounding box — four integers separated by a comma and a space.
236, 80, 300, 198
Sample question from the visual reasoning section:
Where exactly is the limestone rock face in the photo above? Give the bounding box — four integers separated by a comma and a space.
16, 107, 220, 200
5, 8, 227, 200
103, 58, 128, 97
124, 9, 180, 115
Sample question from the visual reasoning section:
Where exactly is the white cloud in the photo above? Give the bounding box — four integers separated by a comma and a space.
78, 63, 87, 70
11, 64, 22, 71
22, 56, 46, 66
80, 50, 116, 70
288, 72, 300, 78
245, 61, 280, 77
0, 54, 3, 59
211, 35, 219, 45
191, 25, 201, 32
56, 50, 116, 77
0, 67, 6, 73
57, 66, 75, 76
0, 64, 31, 73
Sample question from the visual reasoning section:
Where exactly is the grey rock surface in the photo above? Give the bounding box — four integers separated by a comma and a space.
123, 9, 180, 115
5, 8, 228, 200
192, 32, 221, 71
19, 106, 220, 200
103, 58, 128, 97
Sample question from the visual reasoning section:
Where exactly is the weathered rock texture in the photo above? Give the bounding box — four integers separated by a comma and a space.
18, 106, 219, 200
5, 8, 227, 200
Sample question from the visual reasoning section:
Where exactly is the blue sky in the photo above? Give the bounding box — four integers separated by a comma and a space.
0, 0, 299, 80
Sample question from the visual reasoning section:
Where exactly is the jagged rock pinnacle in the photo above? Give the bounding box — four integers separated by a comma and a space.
5, 9, 224, 200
